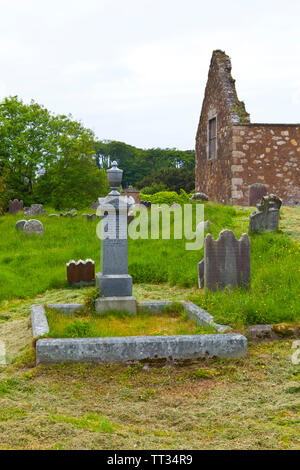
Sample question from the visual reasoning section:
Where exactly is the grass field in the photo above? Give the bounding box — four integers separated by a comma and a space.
0, 205, 299, 450
0, 203, 299, 327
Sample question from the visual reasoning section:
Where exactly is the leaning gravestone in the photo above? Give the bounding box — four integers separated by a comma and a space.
9, 199, 23, 214
248, 183, 267, 207
248, 194, 282, 233
204, 229, 250, 292
15, 220, 27, 231
23, 219, 44, 235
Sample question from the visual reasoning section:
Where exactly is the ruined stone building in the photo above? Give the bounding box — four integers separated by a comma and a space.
195, 50, 300, 205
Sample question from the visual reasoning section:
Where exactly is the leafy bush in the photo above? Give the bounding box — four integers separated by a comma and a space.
141, 183, 167, 195
34, 155, 109, 210
140, 189, 191, 205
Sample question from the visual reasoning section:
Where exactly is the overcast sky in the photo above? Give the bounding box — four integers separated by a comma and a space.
0, 0, 299, 149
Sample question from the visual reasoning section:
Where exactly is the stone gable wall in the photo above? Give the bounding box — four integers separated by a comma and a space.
195, 50, 250, 204
231, 124, 300, 205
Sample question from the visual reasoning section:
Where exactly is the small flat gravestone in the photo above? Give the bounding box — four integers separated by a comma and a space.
204, 229, 250, 292
9, 199, 23, 214
23, 219, 44, 235
249, 194, 282, 233
15, 220, 27, 231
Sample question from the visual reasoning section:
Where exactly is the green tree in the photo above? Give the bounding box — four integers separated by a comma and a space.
34, 154, 109, 210
95, 140, 195, 188
136, 167, 195, 194
0, 96, 95, 204
0, 170, 7, 215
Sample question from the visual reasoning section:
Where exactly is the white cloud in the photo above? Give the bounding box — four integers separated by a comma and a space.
0, 0, 299, 148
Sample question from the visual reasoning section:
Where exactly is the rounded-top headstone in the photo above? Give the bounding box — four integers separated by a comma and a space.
15, 220, 27, 231
23, 219, 44, 235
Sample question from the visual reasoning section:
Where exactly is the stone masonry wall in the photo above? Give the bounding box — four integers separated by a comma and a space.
195, 50, 250, 204
231, 124, 300, 205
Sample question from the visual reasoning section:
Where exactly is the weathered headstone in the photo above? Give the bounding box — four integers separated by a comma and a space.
23, 219, 44, 235
95, 161, 136, 314
204, 229, 250, 291
190, 192, 209, 202
9, 199, 23, 214
24, 204, 46, 217
248, 183, 267, 207
67, 259, 95, 286
15, 220, 27, 231
248, 194, 282, 233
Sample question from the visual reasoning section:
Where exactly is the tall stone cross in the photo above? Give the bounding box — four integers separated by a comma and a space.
95, 162, 136, 313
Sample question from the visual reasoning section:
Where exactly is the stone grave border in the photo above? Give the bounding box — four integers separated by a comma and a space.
31, 301, 247, 365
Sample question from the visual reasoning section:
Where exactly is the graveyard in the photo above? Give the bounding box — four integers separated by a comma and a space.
1, 0, 300, 455
0, 186, 299, 448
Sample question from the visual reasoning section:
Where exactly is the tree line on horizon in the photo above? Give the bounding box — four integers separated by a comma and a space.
0, 96, 195, 213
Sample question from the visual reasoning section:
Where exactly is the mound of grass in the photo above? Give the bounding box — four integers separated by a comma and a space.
45, 306, 216, 338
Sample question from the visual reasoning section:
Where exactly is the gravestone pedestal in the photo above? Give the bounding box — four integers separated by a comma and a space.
95, 162, 136, 314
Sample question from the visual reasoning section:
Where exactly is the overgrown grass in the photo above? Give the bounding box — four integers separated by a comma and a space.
191, 232, 300, 327
45, 306, 216, 338
0, 203, 299, 327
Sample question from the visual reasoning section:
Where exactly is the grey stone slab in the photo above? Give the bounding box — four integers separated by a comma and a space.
95, 296, 137, 314
247, 324, 276, 341
46, 304, 84, 314
182, 302, 231, 333
101, 237, 129, 275
36, 333, 247, 364
96, 273, 132, 297
138, 301, 179, 313
31, 305, 49, 337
